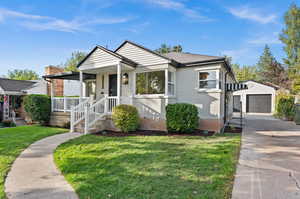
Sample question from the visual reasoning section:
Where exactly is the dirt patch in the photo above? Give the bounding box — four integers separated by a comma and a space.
94, 130, 215, 137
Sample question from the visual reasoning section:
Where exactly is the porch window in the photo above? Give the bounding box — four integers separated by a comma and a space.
168, 71, 175, 95
136, 71, 165, 95
198, 71, 217, 89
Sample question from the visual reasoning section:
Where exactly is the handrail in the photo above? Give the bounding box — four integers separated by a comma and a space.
70, 98, 90, 132
87, 96, 107, 129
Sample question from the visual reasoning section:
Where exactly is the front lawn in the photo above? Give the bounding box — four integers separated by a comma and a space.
0, 125, 68, 199
55, 134, 240, 199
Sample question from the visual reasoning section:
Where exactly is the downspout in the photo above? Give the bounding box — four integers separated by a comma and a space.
221, 71, 229, 134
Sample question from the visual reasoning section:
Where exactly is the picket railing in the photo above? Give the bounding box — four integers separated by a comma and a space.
70, 95, 133, 134
52, 97, 89, 112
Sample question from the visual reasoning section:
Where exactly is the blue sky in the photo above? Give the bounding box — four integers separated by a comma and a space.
0, 0, 294, 76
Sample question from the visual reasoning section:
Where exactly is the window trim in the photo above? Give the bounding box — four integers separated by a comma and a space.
197, 70, 220, 91
134, 69, 176, 97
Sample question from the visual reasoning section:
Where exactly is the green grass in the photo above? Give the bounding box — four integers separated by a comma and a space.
55, 134, 240, 199
0, 125, 68, 199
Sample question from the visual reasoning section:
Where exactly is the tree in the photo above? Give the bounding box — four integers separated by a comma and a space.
279, 3, 300, 93
257, 45, 276, 80
155, 44, 183, 54
64, 51, 86, 72
232, 64, 258, 82
7, 69, 40, 80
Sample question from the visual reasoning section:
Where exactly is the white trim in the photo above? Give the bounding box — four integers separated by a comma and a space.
194, 65, 221, 71
79, 61, 120, 71
117, 62, 121, 105
197, 69, 219, 90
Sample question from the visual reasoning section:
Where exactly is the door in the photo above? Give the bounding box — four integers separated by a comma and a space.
109, 74, 117, 96
246, 94, 272, 113
233, 95, 241, 112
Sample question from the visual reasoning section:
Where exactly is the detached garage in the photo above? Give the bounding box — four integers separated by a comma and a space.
233, 81, 278, 114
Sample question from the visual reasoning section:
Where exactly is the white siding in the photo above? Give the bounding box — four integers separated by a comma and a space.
233, 81, 276, 113
79, 48, 120, 70
175, 65, 223, 119
116, 42, 169, 66
64, 80, 81, 96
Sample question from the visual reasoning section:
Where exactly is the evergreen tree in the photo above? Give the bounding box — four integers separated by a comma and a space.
279, 3, 300, 93
257, 45, 276, 80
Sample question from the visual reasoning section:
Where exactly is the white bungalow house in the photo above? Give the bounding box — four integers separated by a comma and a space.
44, 41, 242, 133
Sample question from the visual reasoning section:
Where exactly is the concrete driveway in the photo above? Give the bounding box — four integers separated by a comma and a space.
232, 115, 300, 199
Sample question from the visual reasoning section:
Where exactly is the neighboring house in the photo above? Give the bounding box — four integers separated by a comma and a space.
0, 78, 47, 121
233, 80, 279, 114
44, 40, 243, 133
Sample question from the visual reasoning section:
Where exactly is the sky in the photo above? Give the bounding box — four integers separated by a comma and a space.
0, 0, 295, 77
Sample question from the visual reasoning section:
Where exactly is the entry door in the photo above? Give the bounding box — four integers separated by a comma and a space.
233, 95, 241, 112
109, 74, 117, 96
246, 94, 272, 113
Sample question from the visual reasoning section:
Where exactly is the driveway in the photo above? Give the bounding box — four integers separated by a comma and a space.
232, 115, 300, 199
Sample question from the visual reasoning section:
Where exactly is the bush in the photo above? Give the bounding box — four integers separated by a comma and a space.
2, 120, 15, 127
112, 104, 139, 132
276, 95, 296, 120
24, 94, 51, 124
166, 103, 199, 133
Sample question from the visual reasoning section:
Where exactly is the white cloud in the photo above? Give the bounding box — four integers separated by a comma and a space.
0, 7, 131, 32
144, 0, 212, 22
126, 22, 150, 34
247, 32, 281, 45
0, 8, 50, 21
228, 6, 276, 24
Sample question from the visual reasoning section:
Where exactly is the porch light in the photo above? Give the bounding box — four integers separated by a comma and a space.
122, 73, 129, 85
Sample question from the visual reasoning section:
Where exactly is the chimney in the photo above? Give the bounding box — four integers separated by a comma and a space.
45, 66, 64, 97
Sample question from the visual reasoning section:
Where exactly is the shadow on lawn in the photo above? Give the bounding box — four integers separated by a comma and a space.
56, 136, 239, 199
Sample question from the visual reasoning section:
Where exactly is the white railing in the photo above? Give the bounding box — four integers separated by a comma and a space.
52, 97, 89, 112
107, 96, 118, 113
70, 95, 132, 134
86, 97, 107, 131
70, 98, 90, 132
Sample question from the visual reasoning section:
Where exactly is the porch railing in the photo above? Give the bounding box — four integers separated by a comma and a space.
52, 97, 89, 112
107, 96, 118, 113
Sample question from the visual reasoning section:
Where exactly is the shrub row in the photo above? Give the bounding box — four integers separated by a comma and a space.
112, 103, 199, 133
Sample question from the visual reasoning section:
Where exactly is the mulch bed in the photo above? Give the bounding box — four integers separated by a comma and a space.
94, 130, 215, 137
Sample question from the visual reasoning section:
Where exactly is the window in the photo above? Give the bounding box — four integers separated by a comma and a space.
199, 71, 217, 89
136, 71, 165, 95
168, 71, 175, 95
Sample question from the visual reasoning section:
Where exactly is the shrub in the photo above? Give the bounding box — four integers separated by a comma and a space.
23, 94, 51, 124
276, 95, 296, 120
112, 104, 139, 132
2, 120, 14, 127
166, 103, 199, 133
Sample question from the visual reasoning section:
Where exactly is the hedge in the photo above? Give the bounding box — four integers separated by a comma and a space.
23, 94, 51, 124
112, 104, 139, 132
276, 94, 295, 121
166, 103, 199, 133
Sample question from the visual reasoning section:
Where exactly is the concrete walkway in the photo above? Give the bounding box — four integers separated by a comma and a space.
232, 115, 300, 199
5, 132, 82, 199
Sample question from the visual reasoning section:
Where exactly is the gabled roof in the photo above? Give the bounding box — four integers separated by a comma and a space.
115, 40, 183, 67
0, 78, 37, 92
76, 45, 138, 68
243, 80, 280, 90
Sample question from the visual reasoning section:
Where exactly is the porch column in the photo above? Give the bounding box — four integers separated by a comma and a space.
165, 69, 169, 105
79, 71, 83, 99
50, 80, 54, 111
117, 62, 121, 105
